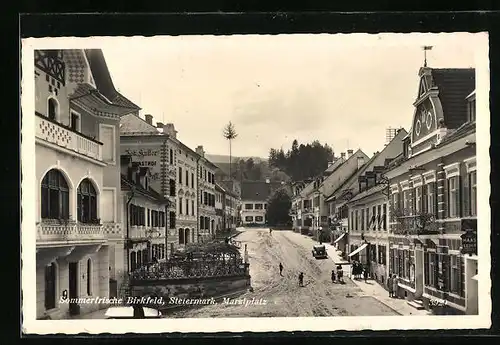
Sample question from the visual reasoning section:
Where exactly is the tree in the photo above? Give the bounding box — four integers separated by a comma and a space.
268, 139, 334, 182
222, 121, 238, 179
266, 189, 292, 227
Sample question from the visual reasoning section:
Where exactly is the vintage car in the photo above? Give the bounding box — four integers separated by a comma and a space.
312, 244, 328, 259
104, 306, 162, 319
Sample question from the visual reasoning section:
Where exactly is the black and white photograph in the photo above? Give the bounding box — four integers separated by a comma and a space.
21, 32, 490, 333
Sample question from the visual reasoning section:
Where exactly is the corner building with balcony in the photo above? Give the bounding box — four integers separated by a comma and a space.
35, 49, 139, 319
385, 66, 477, 315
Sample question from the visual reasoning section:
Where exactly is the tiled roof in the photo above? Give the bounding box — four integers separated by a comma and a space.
120, 174, 165, 201
71, 83, 138, 116
438, 120, 476, 146
120, 113, 162, 135
84, 49, 141, 111
432, 68, 475, 129
324, 158, 344, 174
348, 183, 387, 203
241, 181, 281, 201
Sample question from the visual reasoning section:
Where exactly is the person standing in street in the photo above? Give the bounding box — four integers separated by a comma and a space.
298, 272, 304, 287
337, 265, 344, 283
363, 267, 368, 282
392, 274, 399, 298
279, 262, 284, 276
387, 274, 394, 297
331, 269, 336, 283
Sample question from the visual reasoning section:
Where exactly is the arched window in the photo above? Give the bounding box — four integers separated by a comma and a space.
86, 258, 92, 296
77, 179, 97, 223
48, 97, 58, 121
178, 228, 184, 245
41, 169, 69, 220
130, 252, 137, 271
185, 228, 190, 244
44, 262, 57, 310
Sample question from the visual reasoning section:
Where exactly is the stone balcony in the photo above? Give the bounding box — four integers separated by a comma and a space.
36, 112, 103, 162
36, 220, 106, 244
130, 226, 165, 240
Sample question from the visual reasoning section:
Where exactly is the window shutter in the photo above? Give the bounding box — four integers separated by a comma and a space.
433, 253, 439, 288
463, 173, 470, 217
424, 252, 429, 285
456, 176, 462, 218
422, 185, 427, 213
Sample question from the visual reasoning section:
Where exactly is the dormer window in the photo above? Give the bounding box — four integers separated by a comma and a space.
468, 98, 476, 123
403, 138, 410, 158
48, 97, 58, 121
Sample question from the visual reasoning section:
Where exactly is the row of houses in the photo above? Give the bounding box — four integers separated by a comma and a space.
290, 66, 478, 315
34, 49, 242, 319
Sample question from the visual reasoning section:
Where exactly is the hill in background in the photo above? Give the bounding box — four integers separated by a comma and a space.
206, 153, 290, 183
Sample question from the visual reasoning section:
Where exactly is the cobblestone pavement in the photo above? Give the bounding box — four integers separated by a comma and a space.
169, 228, 399, 318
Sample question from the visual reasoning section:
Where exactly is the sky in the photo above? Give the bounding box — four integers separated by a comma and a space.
102, 33, 486, 159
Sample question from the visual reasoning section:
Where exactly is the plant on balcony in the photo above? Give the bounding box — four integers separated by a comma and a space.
389, 206, 438, 236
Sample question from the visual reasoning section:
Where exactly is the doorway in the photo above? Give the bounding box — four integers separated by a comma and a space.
68, 262, 79, 315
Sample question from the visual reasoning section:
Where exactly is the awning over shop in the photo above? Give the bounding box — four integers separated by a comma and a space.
334, 233, 346, 244
348, 243, 368, 257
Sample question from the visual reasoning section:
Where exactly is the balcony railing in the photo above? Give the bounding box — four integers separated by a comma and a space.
391, 213, 439, 235
36, 112, 103, 161
37, 220, 106, 242
129, 226, 165, 240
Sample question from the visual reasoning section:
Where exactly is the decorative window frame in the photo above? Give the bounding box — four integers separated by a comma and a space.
47, 95, 61, 122
422, 170, 436, 184
390, 184, 399, 195
99, 124, 116, 165
444, 162, 461, 179
464, 156, 477, 173
411, 175, 423, 187
399, 180, 410, 191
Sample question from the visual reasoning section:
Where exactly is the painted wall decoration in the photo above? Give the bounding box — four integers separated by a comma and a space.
123, 146, 163, 186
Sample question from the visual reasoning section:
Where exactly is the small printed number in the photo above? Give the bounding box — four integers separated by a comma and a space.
429, 299, 447, 307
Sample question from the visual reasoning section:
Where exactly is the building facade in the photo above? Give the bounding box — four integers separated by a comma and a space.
240, 181, 282, 226
119, 157, 168, 285
384, 67, 477, 315
215, 183, 224, 233
342, 129, 407, 286
35, 49, 136, 319
196, 146, 218, 241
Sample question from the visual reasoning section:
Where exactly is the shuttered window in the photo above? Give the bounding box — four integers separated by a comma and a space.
448, 177, 461, 218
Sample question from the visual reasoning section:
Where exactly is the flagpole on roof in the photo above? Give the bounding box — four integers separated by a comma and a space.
422, 46, 433, 67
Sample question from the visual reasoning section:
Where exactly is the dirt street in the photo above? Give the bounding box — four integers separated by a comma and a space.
169, 228, 398, 318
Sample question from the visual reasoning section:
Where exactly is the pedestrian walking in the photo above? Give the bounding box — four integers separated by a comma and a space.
387, 274, 394, 297
298, 272, 304, 287
392, 274, 399, 298
363, 267, 368, 282
331, 269, 336, 283
279, 263, 284, 276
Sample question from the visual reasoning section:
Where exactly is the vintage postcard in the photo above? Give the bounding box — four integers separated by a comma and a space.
21, 32, 491, 334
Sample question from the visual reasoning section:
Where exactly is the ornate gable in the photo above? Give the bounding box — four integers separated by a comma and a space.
410, 68, 445, 155
63, 49, 96, 87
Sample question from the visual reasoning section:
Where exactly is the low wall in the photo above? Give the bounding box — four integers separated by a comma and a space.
130, 274, 251, 310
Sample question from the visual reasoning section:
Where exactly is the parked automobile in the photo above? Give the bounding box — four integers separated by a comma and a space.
312, 244, 328, 259
104, 306, 162, 319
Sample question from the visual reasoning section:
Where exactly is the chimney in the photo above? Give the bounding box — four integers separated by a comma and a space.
340, 152, 346, 160
156, 122, 164, 128
163, 123, 177, 138
145, 114, 153, 125
357, 156, 365, 170
196, 145, 205, 157
347, 149, 354, 158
